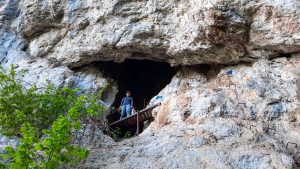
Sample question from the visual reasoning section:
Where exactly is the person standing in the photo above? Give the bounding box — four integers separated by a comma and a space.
119, 91, 133, 119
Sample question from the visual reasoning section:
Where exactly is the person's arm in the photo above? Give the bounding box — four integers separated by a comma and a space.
130, 97, 133, 107
120, 97, 124, 107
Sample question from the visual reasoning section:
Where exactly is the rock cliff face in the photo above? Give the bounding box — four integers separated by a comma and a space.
2, 0, 300, 67
0, 0, 118, 102
79, 56, 300, 169
1, 0, 300, 168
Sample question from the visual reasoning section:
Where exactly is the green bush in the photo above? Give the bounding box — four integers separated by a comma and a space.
113, 127, 122, 139
124, 131, 132, 139
0, 65, 107, 169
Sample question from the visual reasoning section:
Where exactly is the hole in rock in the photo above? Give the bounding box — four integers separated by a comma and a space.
21, 44, 28, 52
95, 59, 177, 137
278, 53, 292, 60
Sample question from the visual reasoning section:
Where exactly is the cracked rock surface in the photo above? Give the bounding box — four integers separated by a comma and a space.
0, 0, 300, 168
2, 0, 300, 68
78, 56, 300, 169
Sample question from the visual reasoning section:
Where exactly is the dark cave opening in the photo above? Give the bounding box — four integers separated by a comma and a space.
95, 59, 177, 136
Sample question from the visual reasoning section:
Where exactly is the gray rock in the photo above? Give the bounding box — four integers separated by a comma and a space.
0, 0, 300, 169
2, 0, 300, 68
202, 118, 241, 139
264, 102, 285, 120
187, 136, 206, 148
234, 153, 271, 169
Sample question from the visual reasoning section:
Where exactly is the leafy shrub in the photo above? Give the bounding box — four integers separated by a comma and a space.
0, 65, 107, 168
123, 131, 132, 139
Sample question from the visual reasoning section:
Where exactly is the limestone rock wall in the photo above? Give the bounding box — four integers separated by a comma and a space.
1, 0, 300, 168
0, 0, 118, 102
0, 0, 118, 152
79, 55, 300, 169
2, 0, 300, 68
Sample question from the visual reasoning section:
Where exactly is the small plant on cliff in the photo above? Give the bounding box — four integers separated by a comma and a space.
124, 131, 132, 139
113, 127, 122, 139
0, 65, 107, 169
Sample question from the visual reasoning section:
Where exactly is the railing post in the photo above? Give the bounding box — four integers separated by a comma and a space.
136, 110, 139, 136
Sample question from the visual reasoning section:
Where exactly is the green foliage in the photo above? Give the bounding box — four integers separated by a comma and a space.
113, 127, 122, 139
123, 131, 132, 139
0, 65, 107, 169
112, 128, 133, 140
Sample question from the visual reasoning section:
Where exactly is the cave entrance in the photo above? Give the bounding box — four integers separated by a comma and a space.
96, 59, 176, 137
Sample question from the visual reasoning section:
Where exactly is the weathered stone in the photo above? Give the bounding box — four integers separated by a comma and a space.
77, 56, 300, 169
202, 118, 241, 139
1, 0, 300, 168
2, 0, 300, 68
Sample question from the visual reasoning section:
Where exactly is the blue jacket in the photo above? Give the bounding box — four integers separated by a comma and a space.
120, 96, 133, 106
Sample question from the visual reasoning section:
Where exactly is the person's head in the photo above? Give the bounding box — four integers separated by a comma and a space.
126, 91, 131, 96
